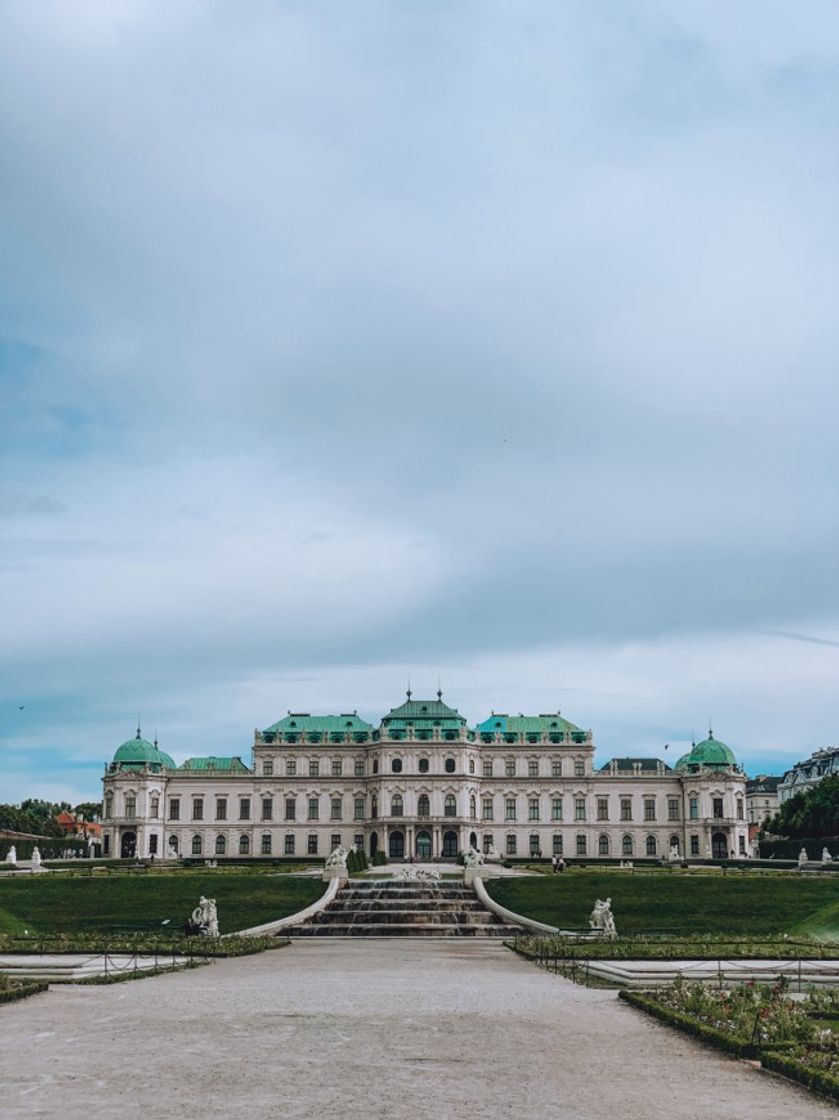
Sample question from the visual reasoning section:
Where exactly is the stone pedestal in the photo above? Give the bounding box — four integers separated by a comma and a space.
321, 866, 348, 884
464, 866, 496, 887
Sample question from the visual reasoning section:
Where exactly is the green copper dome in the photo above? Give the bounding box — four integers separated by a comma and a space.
675, 732, 738, 772
112, 729, 176, 770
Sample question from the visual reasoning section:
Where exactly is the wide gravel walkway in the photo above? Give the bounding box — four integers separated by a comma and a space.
2, 941, 835, 1119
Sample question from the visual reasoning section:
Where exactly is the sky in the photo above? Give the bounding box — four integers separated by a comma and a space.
2, 1, 838, 804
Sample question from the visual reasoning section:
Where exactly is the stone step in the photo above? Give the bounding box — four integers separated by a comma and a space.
290, 923, 521, 938
328, 899, 487, 912
309, 910, 502, 925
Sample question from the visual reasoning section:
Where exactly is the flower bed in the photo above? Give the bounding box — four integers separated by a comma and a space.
0, 974, 48, 1005
0, 932, 283, 957
620, 980, 839, 1103
511, 933, 836, 961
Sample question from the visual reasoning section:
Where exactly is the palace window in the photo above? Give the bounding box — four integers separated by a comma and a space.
576, 834, 587, 856
528, 760, 539, 779
103, 835, 111, 855
354, 796, 365, 820
690, 834, 700, 856
469, 758, 475, 774
354, 834, 364, 851
644, 799, 656, 822
354, 759, 365, 777
667, 798, 679, 821
506, 833, 517, 856
622, 835, 633, 856
309, 760, 319, 778
505, 797, 516, 821
528, 797, 539, 821
598, 834, 609, 856
392, 759, 403, 774
646, 835, 657, 856
261, 833, 272, 855
307, 834, 318, 855
736, 798, 744, 820
332, 759, 343, 777
284, 834, 295, 855
713, 797, 724, 820
192, 835, 202, 855
239, 835, 250, 855
483, 834, 494, 854
470, 795, 477, 820
552, 833, 563, 855
391, 794, 404, 817
104, 793, 114, 819
215, 835, 226, 856
240, 797, 251, 820
286, 760, 297, 777
505, 759, 516, 778
574, 798, 586, 821
331, 834, 341, 851
689, 796, 699, 820
483, 760, 493, 778
445, 758, 456, 774
125, 795, 136, 819
371, 796, 378, 819
166, 835, 176, 855
216, 798, 227, 821
417, 794, 430, 818
596, 797, 609, 821
263, 760, 274, 777
192, 798, 204, 821
262, 797, 273, 821
418, 758, 429, 774
551, 797, 563, 821
551, 759, 562, 778
331, 797, 342, 821
285, 797, 295, 821
482, 797, 493, 820
529, 834, 540, 856
149, 834, 158, 855
620, 798, 632, 821
738, 835, 746, 855
308, 797, 319, 821
444, 794, 456, 817
372, 759, 379, 774
574, 760, 585, 778
150, 797, 160, 818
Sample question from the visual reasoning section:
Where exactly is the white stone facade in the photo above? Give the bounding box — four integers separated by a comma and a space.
101, 698, 750, 862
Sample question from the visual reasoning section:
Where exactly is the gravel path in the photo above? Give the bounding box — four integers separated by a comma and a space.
2, 941, 835, 1119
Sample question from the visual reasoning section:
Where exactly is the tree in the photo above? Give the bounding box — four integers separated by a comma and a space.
73, 801, 103, 822
767, 775, 839, 840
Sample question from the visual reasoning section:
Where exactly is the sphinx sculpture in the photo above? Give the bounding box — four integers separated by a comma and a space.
589, 897, 617, 939
5, 846, 16, 866
325, 846, 349, 869
191, 895, 219, 937
463, 846, 484, 868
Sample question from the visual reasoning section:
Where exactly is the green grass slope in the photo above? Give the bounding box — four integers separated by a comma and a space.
488, 872, 839, 937
0, 872, 323, 936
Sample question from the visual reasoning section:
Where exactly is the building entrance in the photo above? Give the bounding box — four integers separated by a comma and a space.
416, 830, 431, 859
120, 831, 136, 859
389, 830, 405, 859
442, 830, 458, 858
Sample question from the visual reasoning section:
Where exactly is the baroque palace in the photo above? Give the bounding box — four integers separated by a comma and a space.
101, 692, 750, 863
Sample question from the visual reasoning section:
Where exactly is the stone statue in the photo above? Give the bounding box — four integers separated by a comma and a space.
168, 836, 179, 859
798, 847, 809, 868
5, 846, 16, 865
485, 845, 502, 863
822, 847, 832, 864
463, 846, 484, 868
191, 895, 219, 937
30, 847, 42, 870
669, 843, 680, 863
325, 845, 349, 868
705, 843, 712, 860
589, 898, 618, 939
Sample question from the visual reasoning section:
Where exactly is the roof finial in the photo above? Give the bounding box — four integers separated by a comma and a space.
154, 727, 159, 749
136, 715, 142, 740
708, 718, 714, 740
437, 675, 442, 701
406, 674, 412, 701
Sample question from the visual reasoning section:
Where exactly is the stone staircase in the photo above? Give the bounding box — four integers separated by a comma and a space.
290, 878, 522, 937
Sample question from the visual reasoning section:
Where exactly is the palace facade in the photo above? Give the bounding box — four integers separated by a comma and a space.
101, 693, 750, 862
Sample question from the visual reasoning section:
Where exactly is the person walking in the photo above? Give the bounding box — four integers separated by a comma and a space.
551, 855, 558, 873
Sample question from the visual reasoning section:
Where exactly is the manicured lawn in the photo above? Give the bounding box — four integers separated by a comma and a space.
0, 872, 324, 936
487, 871, 839, 937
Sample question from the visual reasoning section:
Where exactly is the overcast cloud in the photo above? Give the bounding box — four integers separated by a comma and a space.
1, 1, 838, 802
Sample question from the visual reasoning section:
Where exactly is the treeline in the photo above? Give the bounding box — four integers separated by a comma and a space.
764, 775, 839, 841
0, 799, 102, 838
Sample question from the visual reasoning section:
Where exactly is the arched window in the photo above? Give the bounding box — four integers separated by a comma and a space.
646, 835, 657, 856
191, 834, 203, 855
444, 794, 456, 817
371, 796, 378, 819
239, 834, 250, 855
104, 792, 113, 819
669, 835, 680, 856
598, 834, 609, 856
261, 833, 272, 855
215, 835, 226, 855
417, 794, 430, 818
418, 758, 429, 773
469, 795, 477, 819
391, 758, 403, 773
168, 834, 178, 854
444, 758, 456, 773
506, 833, 517, 855
622, 834, 633, 856
552, 833, 563, 855
391, 794, 404, 817
469, 758, 475, 774
576, 834, 587, 856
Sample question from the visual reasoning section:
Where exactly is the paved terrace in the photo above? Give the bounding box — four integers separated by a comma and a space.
2, 941, 835, 1119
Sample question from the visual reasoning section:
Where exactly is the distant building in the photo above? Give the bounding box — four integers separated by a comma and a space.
745, 775, 780, 826
55, 810, 103, 845
100, 697, 751, 862
778, 747, 839, 804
